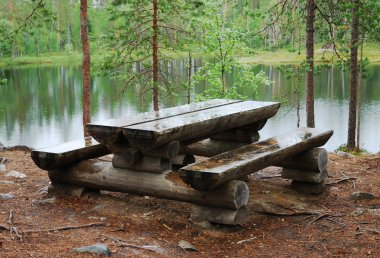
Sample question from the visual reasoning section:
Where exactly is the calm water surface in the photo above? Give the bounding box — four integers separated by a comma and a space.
0, 63, 379, 152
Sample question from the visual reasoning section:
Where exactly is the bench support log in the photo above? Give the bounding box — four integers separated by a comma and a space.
180, 139, 246, 157
210, 130, 260, 143
277, 148, 328, 172
48, 160, 249, 209
291, 181, 326, 195
190, 205, 249, 226
171, 154, 195, 168
281, 168, 328, 183
112, 155, 171, 173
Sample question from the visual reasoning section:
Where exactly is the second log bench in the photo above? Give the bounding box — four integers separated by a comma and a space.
179, 127, 334, 192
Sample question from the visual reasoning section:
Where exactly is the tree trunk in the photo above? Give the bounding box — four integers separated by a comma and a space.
188, 52, 192, 104
306, 0, 315, 128
356, 33, 364, 150
152, 0, 159, 111
347, 0, 360, 149
80, 0, 91, 137
56, 0, 61, 51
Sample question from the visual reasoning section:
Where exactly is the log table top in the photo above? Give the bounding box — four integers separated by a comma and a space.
87, 99, 241, 144
87, 100, 280, 151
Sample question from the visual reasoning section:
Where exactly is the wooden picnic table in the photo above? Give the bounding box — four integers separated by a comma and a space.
32, 99, 333, 226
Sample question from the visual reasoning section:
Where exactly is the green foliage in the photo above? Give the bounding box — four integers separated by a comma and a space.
193, 61, 270, 101
189, 0, 270, 101
336, 144, 370, 156
0, 78, 7, 85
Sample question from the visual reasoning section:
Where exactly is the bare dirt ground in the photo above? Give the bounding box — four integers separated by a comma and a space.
1, 148, 380, 257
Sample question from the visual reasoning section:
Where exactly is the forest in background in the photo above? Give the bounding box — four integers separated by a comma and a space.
1, 0, 379, 59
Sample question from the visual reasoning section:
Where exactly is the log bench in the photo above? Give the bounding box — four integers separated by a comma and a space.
179, 127, 333, 191
31, 99, 334, 227
31, 137, 110, 170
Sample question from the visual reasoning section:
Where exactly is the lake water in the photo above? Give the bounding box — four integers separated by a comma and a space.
0, 62, 379, 153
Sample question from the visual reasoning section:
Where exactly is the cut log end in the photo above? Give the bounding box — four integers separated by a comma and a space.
190, 205, 249, 225
281, 168, 328, 183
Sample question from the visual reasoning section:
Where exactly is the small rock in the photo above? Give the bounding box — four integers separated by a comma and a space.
0, 164, 6, 172
33, 197, 56, 205
351, 192, 375, 200
5, 170, 27, 179
178, 240, 198, 252
0, 157, 7, 164
0, 193, 15, 200
336, 151, 355, 157
73, 244, 111, 256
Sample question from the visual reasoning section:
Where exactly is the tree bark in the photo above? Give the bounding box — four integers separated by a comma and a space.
80, 0, 91, 137
306, 0, 315, 128
152, 0, 159, 111
347, 0, 360, 149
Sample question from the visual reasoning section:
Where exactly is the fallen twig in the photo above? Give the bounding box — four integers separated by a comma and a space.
0, 224, 9, 230
308, 213, 345, 227
308, 214, 329, 225
326, 177, 357, 185
103, 234, 164, 254
10, 227, 22, 241
364, 228, 380, 234
23, 222, 106, 233
7, 210, 14, 225
236, 237, 257, 245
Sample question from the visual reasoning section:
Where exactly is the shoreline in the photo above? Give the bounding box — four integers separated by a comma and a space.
1, 45, 379, 68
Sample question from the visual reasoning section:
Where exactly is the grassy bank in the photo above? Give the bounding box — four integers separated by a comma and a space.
0, 51, 112, 68
1, 43, 379, 68
239, 43, 380, 65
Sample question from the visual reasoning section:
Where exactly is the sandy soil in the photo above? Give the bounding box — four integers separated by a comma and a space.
0, 148, 380, 257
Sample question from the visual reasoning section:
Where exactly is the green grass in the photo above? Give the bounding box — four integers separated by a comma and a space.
238, 43, 380, 65
335, 144, 370, 156
0, 51, 109, 68
1, 43, 379, 68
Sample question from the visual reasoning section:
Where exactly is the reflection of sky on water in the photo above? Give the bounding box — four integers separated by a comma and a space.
260, 100, 380, 153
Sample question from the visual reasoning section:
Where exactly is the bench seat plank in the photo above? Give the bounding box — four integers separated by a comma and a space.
87, 99, 241, 144
31, 137, 110, 170
179, 127, 333, 191
123, 101, 280, 150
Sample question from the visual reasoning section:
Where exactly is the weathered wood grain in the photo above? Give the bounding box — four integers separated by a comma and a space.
179, 128, 334, 191
31, 137, 110, 170
123, 101, 280, 150
180, 139, 246, 157
112, 155, 171, 173
48, 160, 249, 209
87, 99, 241, 144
